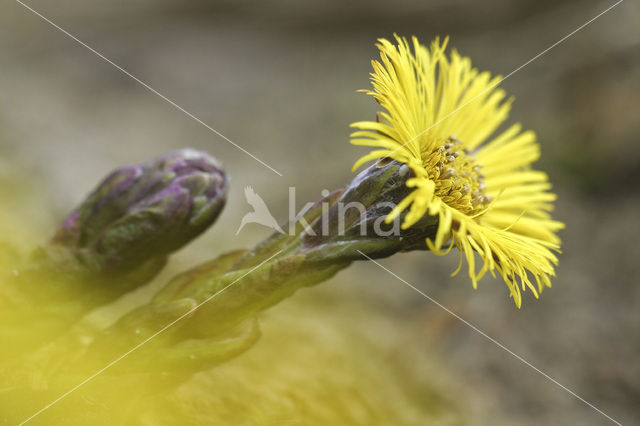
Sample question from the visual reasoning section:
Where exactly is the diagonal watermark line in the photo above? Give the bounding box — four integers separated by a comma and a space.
18, 249, 284, 425
383, 0, 623, 159
357, 250, 622, 425
14, 0, 283, 177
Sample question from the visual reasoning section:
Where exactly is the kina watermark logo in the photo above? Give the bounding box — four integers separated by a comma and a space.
236, 186, 401, 237
236, 186, 284, 235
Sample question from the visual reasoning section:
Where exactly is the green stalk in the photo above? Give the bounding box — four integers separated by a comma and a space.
45, 160, 438, 383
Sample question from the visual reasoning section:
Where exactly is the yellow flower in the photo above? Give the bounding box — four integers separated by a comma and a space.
351, 35, 564, 307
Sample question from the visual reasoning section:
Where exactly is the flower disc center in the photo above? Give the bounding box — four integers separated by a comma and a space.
426, 135, 491, 215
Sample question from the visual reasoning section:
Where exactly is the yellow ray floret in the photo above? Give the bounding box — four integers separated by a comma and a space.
351, 35, 564, 307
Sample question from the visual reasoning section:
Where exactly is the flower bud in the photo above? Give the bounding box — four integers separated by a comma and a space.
51, 149, 228, 276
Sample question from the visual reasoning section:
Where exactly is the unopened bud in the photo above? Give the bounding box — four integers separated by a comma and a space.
52, 149, 228, 275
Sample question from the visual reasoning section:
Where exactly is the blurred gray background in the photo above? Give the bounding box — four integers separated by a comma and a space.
1, 0, 639, 424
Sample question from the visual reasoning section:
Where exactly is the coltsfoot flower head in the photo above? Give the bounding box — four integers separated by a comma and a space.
351, 35, 564, 307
